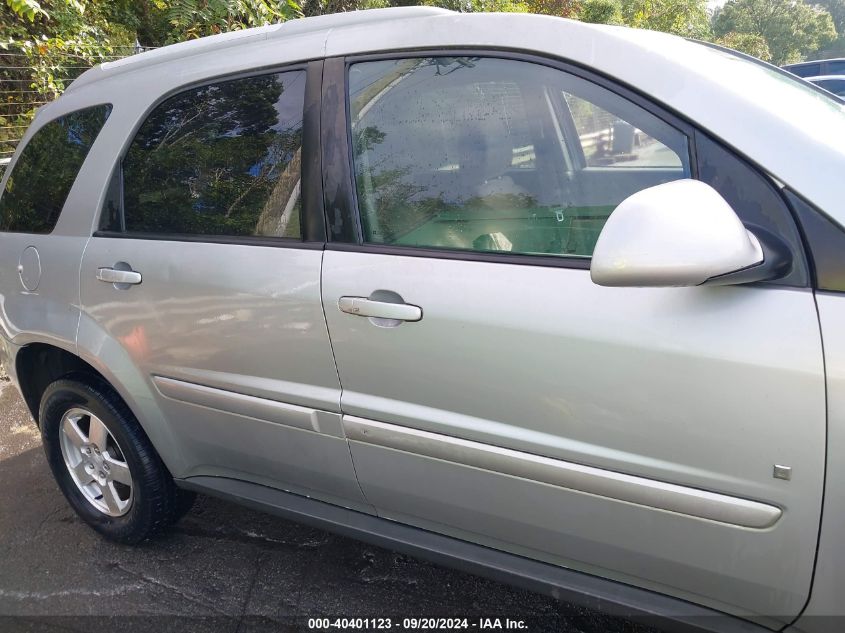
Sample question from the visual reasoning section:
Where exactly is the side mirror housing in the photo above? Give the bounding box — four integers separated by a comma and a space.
590, 179, 790, 287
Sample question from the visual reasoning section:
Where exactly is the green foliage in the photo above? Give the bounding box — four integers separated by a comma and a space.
813, 0, 845, 57
522, 0, 578, 17
97, 1, 173, 47
412, 0, 528, 11
6, 0, 46, 21
816, 0, 845, 33
715, 31, 772, 60
714, 0, 837, 65
578, 0, 622, 24
0, 1, 135, 158
814, 34, 845, 57
619, 0, 711, 38
164, 0, 301, 41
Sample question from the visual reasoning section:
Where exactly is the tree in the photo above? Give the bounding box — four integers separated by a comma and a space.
815, 0, 845, 32
715, 31, 772, 59
1, 1, 135, 160
523, 0, 578, 17
5, 0, 47, 21
578, 0, 622, 24
620, 0, 711, 38
97, 1, 173, 47
714, 0, 837, 65
163, 0, 301, 41
813, 0, 845, 58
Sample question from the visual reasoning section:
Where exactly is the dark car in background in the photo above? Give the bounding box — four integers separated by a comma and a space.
784, 58, 845, 77
807, 75, 845, 98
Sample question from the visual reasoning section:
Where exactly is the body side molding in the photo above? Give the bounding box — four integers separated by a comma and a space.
343, 416, 781, 529
152, 375, 344, 438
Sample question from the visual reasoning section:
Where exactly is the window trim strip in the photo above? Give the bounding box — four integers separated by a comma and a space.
303, 59, 326, 242
92, 230, 324, 250
324, 241, 591, 269
322, 56, 361, 244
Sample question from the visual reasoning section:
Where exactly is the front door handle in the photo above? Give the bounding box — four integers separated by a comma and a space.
97, 266, 142, 286
338, 296, 422, 322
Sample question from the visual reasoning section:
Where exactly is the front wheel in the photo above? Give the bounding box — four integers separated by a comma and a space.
40, 376, 194, 543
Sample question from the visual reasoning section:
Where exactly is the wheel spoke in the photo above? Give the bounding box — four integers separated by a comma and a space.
61, 415, 88, 449
103, 454, 132, 486
100, 482, 123, 515
87, 416, 109, 452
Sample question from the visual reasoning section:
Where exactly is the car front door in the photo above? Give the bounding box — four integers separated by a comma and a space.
320, 54, 825, 621
79, 63, 370, 512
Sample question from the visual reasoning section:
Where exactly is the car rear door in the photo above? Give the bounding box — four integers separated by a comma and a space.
319, 54, 825, 622
78, 62, 370, 512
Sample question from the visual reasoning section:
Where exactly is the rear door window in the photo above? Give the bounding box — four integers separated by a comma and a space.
110, 70, 305, 239
0, 105, 111, 233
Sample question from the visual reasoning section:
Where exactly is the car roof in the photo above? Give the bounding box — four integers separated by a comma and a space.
64, 7, 452, 95
27, 9, 845, 226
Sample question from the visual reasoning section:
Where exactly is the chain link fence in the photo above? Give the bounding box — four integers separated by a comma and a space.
1, 45, 155, 175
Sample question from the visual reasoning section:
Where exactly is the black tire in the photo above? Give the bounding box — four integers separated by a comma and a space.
39, 375, 195, 544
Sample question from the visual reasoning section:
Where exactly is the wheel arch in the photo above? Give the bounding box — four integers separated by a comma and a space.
15, 331, 189, 478
16, 343, 106, 424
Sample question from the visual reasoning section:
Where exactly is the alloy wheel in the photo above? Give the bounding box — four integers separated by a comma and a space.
58, 407, 133, 517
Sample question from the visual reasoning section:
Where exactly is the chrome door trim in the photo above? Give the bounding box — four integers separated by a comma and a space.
343, 416, 782, 529
153, 376, 344, 438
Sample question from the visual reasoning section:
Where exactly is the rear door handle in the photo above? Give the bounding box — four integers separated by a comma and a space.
97, 267, 142, 285
338, 296, 422, 322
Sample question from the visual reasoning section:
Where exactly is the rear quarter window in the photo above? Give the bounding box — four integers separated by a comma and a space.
0, 105, 111, 233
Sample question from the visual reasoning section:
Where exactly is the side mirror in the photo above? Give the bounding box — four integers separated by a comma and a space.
590, 179, 790, 287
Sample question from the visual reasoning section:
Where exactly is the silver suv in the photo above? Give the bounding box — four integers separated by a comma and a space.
1, 8, 844, 632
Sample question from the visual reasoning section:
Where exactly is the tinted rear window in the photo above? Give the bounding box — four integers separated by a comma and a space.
112, 71, 305, 239
0, 105, 110, 233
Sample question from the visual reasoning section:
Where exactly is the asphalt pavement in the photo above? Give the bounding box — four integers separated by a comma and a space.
0, 374, 659, 633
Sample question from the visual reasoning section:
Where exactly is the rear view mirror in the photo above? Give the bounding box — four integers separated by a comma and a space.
590, 179, 790, 287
